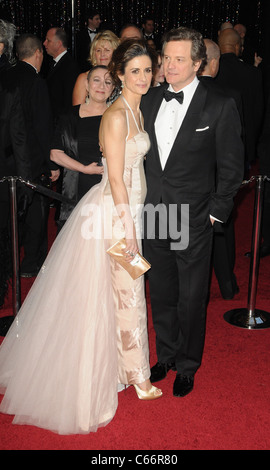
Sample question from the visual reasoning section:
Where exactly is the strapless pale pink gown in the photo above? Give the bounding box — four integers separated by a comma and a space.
0, 105, 151, 434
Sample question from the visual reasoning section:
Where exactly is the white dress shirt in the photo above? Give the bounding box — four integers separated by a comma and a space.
54, 50, 67, 64
154, 76, 222, 223
88, 29, 97, 41
155, 76, 199, 170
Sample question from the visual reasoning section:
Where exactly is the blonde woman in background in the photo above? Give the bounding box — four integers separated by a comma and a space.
72, 30, 120, 105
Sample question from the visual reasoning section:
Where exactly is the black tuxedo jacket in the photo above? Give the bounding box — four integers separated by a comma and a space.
141, 82, 244, 227
215, 53, 264, 162
76, 28, 97, 72
199, 75, 243, 127
1, 61, 53, 180
0, 84, 30, 181
0, 83, 33, 228
258, 95, 270, 174
46, 52, 79, 122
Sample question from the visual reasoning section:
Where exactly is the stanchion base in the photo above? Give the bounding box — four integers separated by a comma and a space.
224, 308, 270, 329
0, 316, 14, 336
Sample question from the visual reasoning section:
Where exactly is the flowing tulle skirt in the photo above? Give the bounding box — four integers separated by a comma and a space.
0, 184, 119, 434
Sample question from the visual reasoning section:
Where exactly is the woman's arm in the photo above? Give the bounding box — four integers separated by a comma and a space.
72, 73, 88, 105
100, 109, 138, 258
50, 149, 103, 175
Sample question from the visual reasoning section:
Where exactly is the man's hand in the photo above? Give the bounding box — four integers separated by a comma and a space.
50, 169, 60, 182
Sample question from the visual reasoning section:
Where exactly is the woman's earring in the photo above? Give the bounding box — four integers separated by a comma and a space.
85, 93, 90, 104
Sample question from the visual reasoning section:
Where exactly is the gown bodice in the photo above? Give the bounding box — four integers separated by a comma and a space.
101, 95, 150, 204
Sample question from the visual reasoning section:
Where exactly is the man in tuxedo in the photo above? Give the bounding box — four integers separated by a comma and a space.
257, 95, 270, 258
0, 83, 31, 305
142, 16, 159, 47
199, 39, 242, 300
43, 27, 79, 124
141, 27, 244, 397
76, 10, 101, 72
1, 33, 58, 277
215, 28, 263, 166
43, 27, 79, 221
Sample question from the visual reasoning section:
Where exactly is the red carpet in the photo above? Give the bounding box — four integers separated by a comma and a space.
1, 169, 270, 451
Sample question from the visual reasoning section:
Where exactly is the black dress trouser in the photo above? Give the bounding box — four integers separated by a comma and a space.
144, 215, 213, 377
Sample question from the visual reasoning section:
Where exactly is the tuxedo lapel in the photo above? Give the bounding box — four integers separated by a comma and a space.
47, 60, 57, 78
47, 53, 66, 78
149, 85, 168, 172
164, 83, 207, 171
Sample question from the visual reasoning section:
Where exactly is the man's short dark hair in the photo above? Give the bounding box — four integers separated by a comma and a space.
54, 27, 68, 48
162, 27, 207, 73
87, 10, 100, 20
16, 33, 42, 60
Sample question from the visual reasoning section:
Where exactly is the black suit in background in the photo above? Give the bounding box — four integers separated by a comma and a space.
215, 52, 264, 164
45, 51, 80, 124
141, 81, 244, 377
1, 61, 54, 275
76, 28, 97, 72
199, 75, 243, 299
0, 84, 31, 305
258, 94, 270, 252
45, 51, 80, 222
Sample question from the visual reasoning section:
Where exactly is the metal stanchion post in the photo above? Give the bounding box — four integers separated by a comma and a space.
10, 177, 21, 315
0, 175, 75, 335
224, 175, 270, 329
0, 177, 21, 335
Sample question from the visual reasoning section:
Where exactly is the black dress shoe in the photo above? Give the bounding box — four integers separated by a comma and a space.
245, 244, 270, 258
150, 361, 176, 383
260, 244, 270, 258
222, 285, 240, 300
173, 374, 194, 397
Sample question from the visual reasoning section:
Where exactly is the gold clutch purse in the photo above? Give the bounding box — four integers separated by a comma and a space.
107, 238, 151, 280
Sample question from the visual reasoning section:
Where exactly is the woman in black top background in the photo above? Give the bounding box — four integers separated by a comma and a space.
50, 65, 115, 228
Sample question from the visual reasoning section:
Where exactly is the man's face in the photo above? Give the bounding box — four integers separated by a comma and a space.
120, 26, 142, 41
43, 29, 59, 58
163, 40, 201, 91
89, 15, 101, 30
36, 48, 44, 72
144, 20, 154, 34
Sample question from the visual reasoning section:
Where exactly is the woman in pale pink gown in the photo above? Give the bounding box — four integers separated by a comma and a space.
0, 39, 161, 435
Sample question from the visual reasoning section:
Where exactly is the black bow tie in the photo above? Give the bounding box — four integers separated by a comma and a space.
88, 29, 96, 33
164, 89, 184, 104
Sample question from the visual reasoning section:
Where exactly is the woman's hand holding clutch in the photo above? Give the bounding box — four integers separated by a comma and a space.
107, 238, 151, 280
124, 234, 139, 263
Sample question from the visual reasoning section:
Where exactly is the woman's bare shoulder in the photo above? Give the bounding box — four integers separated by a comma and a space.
73, 72, 88, 87
102, 102, 127, 130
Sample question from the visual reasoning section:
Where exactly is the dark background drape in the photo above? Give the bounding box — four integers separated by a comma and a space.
0, 1, 268, 54
1, 0, 269, 95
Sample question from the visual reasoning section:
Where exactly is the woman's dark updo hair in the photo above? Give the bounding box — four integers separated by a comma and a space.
108, 39, 157, 88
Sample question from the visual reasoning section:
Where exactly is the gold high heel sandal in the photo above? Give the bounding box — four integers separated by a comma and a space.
133, 384, 163, 400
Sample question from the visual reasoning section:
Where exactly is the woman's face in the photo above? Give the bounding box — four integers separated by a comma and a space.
87, 68, 114, 103
155, 55, 165, 83
119, 55, 152, 96
94, 40, 114, 66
